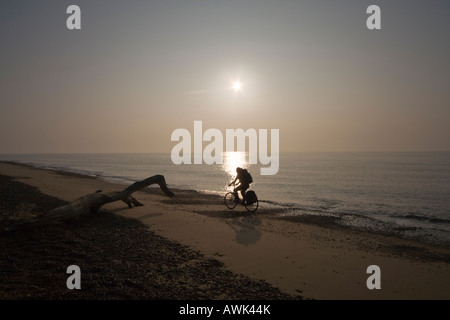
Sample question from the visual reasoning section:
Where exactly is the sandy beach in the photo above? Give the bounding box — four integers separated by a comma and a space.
1, 161, 449, 300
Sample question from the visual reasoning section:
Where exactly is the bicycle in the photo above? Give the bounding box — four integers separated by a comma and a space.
224, 187, 259, 213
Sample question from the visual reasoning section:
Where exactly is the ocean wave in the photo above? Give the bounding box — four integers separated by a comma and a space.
397, 214, 450, 224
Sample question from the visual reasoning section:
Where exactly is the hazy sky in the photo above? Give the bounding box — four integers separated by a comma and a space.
1, 0, 449, 153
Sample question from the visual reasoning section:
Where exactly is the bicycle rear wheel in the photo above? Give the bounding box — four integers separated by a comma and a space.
244, 198, 259, 213
224, 192, 238, 209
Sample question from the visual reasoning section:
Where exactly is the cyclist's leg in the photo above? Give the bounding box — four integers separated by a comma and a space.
241, 184, 249, 202
234, 184, 243, 202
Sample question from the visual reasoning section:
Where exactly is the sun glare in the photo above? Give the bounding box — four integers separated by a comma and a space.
222, 151, 248, 176
231, 80, 242, 92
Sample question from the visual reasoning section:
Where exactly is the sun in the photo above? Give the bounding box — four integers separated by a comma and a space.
231, 80, 243, 92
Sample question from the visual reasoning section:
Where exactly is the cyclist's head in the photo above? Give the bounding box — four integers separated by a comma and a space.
236, 167, 242, 173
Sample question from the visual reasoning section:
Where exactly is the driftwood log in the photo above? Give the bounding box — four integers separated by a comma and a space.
5, 174, 174, 231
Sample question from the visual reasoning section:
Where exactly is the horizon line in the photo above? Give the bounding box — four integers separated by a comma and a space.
1, 150, 450, 155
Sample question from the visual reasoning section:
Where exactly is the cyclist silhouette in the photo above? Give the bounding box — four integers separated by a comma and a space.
228, 167, 252, 203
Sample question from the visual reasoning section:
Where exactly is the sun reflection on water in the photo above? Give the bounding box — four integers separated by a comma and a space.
222, 151, 249, 177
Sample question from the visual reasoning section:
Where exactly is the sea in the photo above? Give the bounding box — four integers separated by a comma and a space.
1, 152, 449, 247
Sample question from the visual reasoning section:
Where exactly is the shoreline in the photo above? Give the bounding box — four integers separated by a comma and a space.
2, 160, 449, 250
1, 161, 450, 299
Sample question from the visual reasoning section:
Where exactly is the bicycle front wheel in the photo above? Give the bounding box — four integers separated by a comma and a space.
245, 198, 259, 213
224, 192, 238, 209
